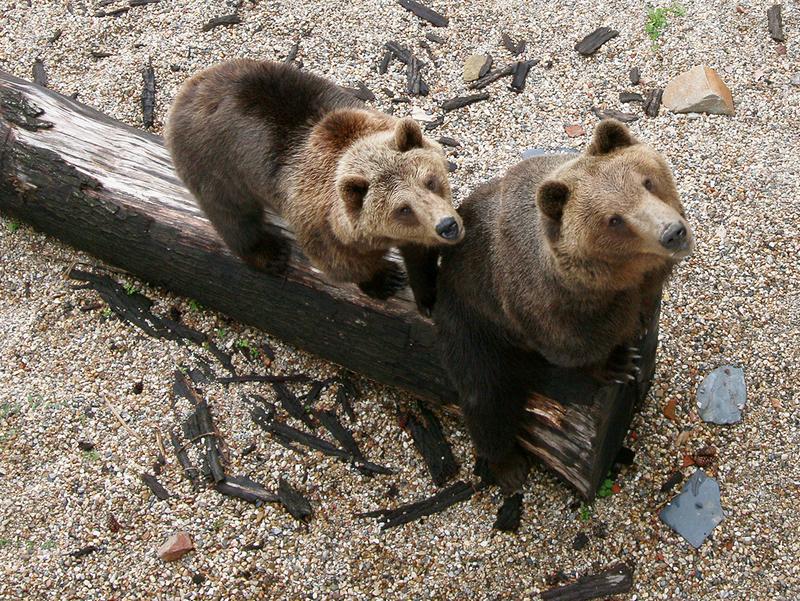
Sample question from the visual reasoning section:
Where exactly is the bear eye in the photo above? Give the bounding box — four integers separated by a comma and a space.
424, 175, 438, 192
608, 215, 624, 227
643, 178, 654, 192
398, 205, 413, 217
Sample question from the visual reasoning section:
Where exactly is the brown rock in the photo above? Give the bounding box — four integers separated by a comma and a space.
463, 54, 492, 82
158, 532, 193, 561
564, 124, 585, 137
662, 65, 734, 116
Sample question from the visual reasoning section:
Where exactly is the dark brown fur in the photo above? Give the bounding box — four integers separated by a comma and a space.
431, 120, 694, 492
165, 59, 461, 304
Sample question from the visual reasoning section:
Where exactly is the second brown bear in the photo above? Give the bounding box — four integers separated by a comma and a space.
165, 59, 462, 307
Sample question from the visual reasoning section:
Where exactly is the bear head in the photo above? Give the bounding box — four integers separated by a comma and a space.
536, 119, 694, 291
335, 118, 463, 247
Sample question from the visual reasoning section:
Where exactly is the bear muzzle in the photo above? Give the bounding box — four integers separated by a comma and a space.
435, 216, 462, 241
659, 221, 691, 254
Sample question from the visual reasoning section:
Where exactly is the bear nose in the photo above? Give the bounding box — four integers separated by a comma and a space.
435, 217, 460, 240
660, 222, 688, 251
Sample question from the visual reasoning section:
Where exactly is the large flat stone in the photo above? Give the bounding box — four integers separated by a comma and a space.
659, 469, 724, 548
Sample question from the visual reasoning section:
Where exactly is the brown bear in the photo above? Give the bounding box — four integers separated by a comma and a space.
430, 119, 694, 493
165, 59, 462, 305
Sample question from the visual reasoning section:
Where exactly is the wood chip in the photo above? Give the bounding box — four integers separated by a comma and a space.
660, 471, 684, 493
767, 5, 784, 42
663, 398, 677, 420
593, 107, 639, 123
32, 59, 48, 87
277, 478, 313, 521
284, 39, 300, 65
643, 87, 663, 117
510, 60, 535, 93
501, 33, 526, 56
170, 430, 199, 482
129, 0, 160, 5
315, 408, 362, 460
401, 404, 459, 486
629, 66, 641, 85
442, 92, 489, 112
335, 375, 357, 420
437, 136, 461, 147
541, 563, 634, 601
378, 50, 392, 74
574, 27, 619, 56
270, 383, 315, 429
69, 546, 99, 559
215, 475, 279, 504
493, 493, 523, 531
202, 14, 241, 32
397, 0, 449, 27
141, 473, 170, 500
141, 62, 155, 129
342, 81, 376, 102
95, 6, 129, 16
469, 63, 515, 90
358, 480, 485, 530
406, 55, 429, 96
425, 32, 445, 44
194, 399, 225, 483
619, 91, 644, 103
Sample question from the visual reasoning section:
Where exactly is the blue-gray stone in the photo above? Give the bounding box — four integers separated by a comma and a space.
659, 469, 724, 548
696, 365, 746, 424
521, 147, 580, 159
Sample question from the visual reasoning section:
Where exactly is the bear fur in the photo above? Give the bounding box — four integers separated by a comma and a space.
165, 59, 462, 304
431, 120, 694, 492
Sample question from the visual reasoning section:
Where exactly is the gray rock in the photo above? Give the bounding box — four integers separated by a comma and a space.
521, 147, 579, 159
696, 365, 746, 424
659, 469, 724, 548
791, 73, 800, 87
463, 54, 492, 82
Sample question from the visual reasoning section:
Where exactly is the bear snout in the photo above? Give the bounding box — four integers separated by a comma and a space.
660, 221, 689, 252
435, 216, 461, 241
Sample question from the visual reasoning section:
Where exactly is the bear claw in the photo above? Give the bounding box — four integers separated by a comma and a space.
358, 263, 408, 300
598, 344, 642, 386
241, 235, 291, 276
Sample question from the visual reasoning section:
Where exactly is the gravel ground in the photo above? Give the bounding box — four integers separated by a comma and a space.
1, 1, 799, 599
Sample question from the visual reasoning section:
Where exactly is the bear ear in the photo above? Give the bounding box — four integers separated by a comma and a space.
537, 180, 570, 221
338, 175, 369, 221
394, 117, 424, 152
587, 119, 636, 155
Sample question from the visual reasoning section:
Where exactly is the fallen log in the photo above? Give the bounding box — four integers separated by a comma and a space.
0, 70, 659, 500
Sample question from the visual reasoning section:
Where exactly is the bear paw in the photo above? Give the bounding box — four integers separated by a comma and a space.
241, 234, 291, 276
489, 451, 531, 495
598, 344, 642, 385
358, 262, 408, 300
414, 288, 436, 318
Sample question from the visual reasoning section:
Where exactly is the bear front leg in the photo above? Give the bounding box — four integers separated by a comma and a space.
399, 244, 440, 317
435, 304, 532, 493
199, 189, 290, 275
357, 259, 408, 300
